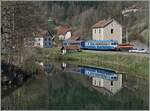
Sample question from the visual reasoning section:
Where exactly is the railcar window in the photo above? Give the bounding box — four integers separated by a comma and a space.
111, 42, 118, 45
95, 43, 108, 45
90, 43, 94, 45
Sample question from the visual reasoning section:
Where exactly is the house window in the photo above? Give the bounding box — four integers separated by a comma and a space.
95, 29, 96, 33
38, 43, 40, 45
111, 29, 113, 34
99, 29, 101, 34
45, 43, 47, 46
49, 43, 51, 45
111, 81, 113, 86
95, 80, 96, 85
38, 38, 40, 41
49, 38, 51, 41
99, 81, 101, 86
45, 38, 47, 41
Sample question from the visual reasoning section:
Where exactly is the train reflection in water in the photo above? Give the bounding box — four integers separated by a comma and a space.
79, 66, 118, 81
61, 62, 122, 95
79, 66, 122, 95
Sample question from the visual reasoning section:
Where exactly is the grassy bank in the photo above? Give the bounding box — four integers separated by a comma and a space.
65, 52, 148, 79
35, 47, 60, 60
36, 48, 149, 79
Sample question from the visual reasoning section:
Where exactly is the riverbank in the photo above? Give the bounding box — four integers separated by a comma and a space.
64, 52, 149, 79
3, 48, 146, 79
35, 48, 149, 79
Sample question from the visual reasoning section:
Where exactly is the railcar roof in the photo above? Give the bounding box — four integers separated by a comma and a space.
85, 40, 118, 43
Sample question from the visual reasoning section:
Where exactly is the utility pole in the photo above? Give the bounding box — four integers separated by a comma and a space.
126, 26, 128, 43
122, 14, 129, 44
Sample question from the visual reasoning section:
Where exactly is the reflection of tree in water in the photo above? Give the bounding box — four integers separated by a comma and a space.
1, 73, 48, 110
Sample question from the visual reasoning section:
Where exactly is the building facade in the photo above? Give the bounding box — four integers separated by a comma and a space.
34, 31, 53, 48
92, 19, 122, 44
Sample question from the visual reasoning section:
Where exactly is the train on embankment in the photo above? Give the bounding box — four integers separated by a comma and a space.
62, 40, 133, 51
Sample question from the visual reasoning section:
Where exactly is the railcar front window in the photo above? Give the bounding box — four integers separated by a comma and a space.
111, 42, 117, 45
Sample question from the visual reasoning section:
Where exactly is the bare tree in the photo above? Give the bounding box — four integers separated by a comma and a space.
1, 1, 49, 65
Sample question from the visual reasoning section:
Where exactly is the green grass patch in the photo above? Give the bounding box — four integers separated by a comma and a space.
63, 52, 149, 79
35, 48, 149, 79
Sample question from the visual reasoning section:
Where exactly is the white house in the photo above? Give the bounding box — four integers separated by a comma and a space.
92, 19, 122, 44
57, 25, 71, 40
34, 30, 53, 48
92, 74, 122, 94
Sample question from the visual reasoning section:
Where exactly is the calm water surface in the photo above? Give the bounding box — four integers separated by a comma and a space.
1, 61, 149, 110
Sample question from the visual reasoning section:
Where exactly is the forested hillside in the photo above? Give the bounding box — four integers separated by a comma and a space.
47, 1, 149, 44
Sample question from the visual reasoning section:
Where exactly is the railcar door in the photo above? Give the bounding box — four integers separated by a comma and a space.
80, 42, 85, 48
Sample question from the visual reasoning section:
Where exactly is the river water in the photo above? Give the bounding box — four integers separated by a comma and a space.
1, 60, 149, 110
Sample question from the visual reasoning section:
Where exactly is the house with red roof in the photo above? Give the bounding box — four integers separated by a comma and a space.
57, 25, 71, 40
92, 19, 122, 44
68, 30, 81, 41
33, 30, 53, 48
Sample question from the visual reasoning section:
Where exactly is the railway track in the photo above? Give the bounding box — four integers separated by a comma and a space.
83, 50, 149, 58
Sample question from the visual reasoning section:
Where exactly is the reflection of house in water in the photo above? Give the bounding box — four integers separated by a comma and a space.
92, 74, 122, 94
79, 66, 122, 95
38, 62, 53, 75
44, 64, 53, 74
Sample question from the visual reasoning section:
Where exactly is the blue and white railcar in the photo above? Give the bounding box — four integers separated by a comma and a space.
79, 66, 118, 81
80, 40, 118, 50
